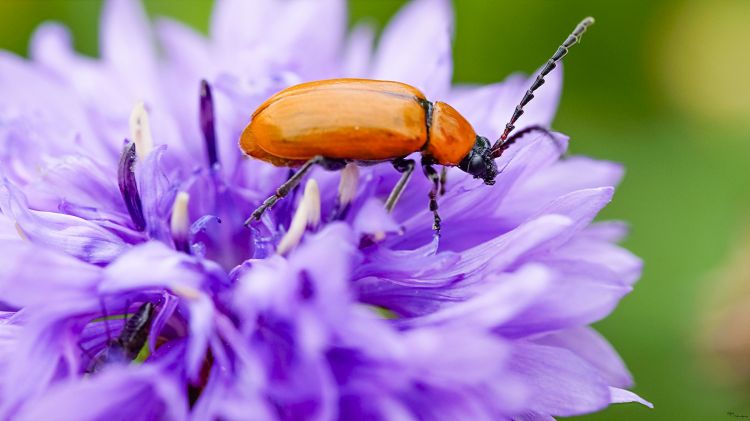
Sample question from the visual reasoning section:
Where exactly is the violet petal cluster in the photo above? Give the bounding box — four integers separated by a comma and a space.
0, 0, 650, 419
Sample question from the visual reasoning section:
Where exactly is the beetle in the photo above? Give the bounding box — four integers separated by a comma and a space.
240, 17, 594, 232
87, 302, 155, 374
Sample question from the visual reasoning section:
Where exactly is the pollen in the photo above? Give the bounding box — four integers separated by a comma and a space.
277, 179, 321, 255
172, 284, 202, 300
170, 191, 190, 252
14, 222, 28, 241
129, 102, 154, 160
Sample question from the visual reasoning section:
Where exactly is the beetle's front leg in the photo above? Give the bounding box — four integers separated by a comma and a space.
421, 157, 441, 234
245, 156, 326, 226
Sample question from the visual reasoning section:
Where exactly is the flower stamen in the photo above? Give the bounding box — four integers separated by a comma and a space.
129, 102, 154, 160
117, 141, 146, 231
14, 222, 28, 241
172, 284, 202, 301
331, 163, 359, 220
199, 80, 219, 168
170, 191, 191, 253
277, 179, 320, 255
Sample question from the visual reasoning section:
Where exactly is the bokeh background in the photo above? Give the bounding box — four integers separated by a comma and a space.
1, 0, 749, 419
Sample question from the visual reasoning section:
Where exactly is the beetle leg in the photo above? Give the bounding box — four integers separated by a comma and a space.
439, 166, 447, 196
245, 156, 324, 226
384, 158, 416, 213
421, 158, 442, 234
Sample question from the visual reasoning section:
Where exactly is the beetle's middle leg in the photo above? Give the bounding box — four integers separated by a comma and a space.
421, 158, 442, 233
384, 158, 416, 213
439, 166, 447, 196
245, 156, 332, 225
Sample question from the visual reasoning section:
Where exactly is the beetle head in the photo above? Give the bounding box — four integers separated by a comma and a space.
458, 136, 498, 185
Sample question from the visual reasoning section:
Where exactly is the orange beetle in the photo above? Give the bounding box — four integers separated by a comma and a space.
240, 18, 594, 232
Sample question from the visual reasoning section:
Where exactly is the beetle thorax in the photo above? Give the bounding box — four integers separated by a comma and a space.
424, 102, 477, 166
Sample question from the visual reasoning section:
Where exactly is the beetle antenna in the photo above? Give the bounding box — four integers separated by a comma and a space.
491, 17, 594, 155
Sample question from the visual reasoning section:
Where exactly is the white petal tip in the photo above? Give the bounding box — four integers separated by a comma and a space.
609, 387, 653, 409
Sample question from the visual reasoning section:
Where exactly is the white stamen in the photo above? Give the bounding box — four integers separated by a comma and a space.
172, 284, 202, 300
277, 180, 320, 255
170, 191, 190, 241
129, 102, 153, 160
338, 163, 359, 207
15, 222, 28, 241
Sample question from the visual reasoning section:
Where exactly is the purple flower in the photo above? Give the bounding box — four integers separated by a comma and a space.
0, 0, 650, 419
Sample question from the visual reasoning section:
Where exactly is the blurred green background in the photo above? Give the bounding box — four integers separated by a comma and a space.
1, 0, 749, 419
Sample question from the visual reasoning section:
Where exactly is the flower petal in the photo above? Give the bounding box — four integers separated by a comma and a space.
500, 264, 632, 335
0, 180, 128, 264
100, 241, 220, 293
13, 365, 188, 421
211, 0, 346, 78
351, 198, 401, 237
403, 265, 550, 329
0, 240, 99, 308
500, 158, 623, 223
185, 293, 215, 381
373, 0, 453, 97
23, 154, 127, 225
343, 23, 375, 78
356, 215, 571, 317
136, 146, 177, 244
533, 327, 633, 388
527, 187, 616, 250
509, 343, 610, 417
581, 221, 631, 243
101, 0, 158, 97
552, 238, 642, 286
609, 387, 653, 408
210, 0, 271, 49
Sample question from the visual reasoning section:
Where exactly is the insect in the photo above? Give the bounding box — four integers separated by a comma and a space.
240, 17, 594, 232
87, 302, 155, 374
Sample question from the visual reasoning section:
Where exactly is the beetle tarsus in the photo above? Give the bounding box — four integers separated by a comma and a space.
245, 198, 277, 225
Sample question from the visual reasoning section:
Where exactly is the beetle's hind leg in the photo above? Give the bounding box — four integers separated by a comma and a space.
421, 157, 442, 234
245, 156, 336, 226
384, 158, 416, 213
